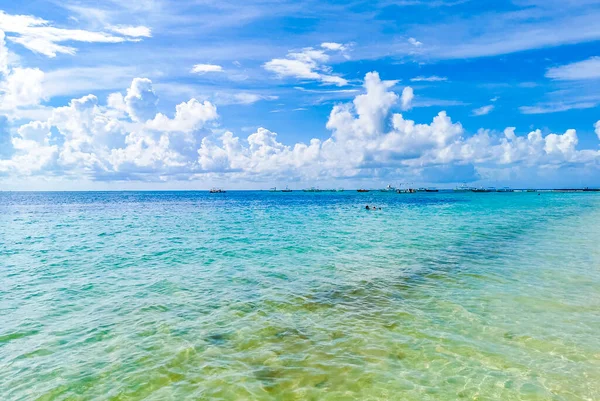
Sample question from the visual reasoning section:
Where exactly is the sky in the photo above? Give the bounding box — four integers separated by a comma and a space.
0, 0, 600, 190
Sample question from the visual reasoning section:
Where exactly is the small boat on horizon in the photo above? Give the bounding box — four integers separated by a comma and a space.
281, 186, 292, 192
380, 184, 396, 192
269, 187, 278, 192
453, 183, 473, 192
357, 189, 370, 193
472, 187, 496, 193
425, 188, 439, 192
209, 188, 226, 193
396, 184, 416, 193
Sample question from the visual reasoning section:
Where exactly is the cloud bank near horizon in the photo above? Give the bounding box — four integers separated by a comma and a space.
1, 64, 598, 186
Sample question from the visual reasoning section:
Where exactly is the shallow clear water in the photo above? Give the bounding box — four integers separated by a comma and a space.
1, 191, 599, 400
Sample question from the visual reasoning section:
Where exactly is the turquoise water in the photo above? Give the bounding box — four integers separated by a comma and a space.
1, 191, 599, 400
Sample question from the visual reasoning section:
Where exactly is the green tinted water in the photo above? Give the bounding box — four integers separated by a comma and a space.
1, 192, 599, 400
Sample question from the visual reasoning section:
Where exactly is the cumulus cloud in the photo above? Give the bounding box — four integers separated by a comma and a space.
0, 68, 45, 108
146, 99, 218, 133
0, 10, 146, 57
191, 64, 224, 74
546, 57, 600, 80
401, 87, 414, 111
472, 105, 494, 116
595, 120, 600, 140
123, 78, 158, 122
0, 77, 220, 179
263, 45, 348, 86
1, 72, 599, 185
0, 31, 46, 110
0, 115, 12, 158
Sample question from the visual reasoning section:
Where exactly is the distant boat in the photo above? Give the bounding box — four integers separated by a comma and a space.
303, 187, 322, 192
416, 188, 427, 192
425, 188, 439, 192
269, 187, 278, 192
357, 189, 370, 193
472, 187, 494, 193
497, 187, 514, 192
281, 186, 292, 192
453, 183, 473, 192
380, 184, 396, 192
396, 185, 416, 193
209, 188, 226, 193
336, 188, 344, 192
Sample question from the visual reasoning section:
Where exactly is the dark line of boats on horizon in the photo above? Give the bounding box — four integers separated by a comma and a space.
209, 184, 600, 194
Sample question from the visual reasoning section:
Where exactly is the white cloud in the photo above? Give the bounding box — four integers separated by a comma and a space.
0, 67, 45, 108
546, 57, 600, 81
230, 93, 278, 105
504, 127, 517, 141
123, 78, 159, 122
422, 7, 600, 59
321, 42, 346, 51
0, 10, 145, 58
17, 120, 50, 142
191, 64, 224, 74
1, 72, 599, 186
401, 87, 414, 111
472, 105, 494, 116
108, 25, 152, 38
408, 37, 422, 47
43, 66, 139, 99
146, 98, 218, 133
263, 45, 348, 86
410, 76, 447, 82
0, 30, 8, 76
519, 102, 597, 114
595, 120, 600, 140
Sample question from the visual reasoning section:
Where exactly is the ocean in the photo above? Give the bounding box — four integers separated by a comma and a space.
1, 191, 599, 400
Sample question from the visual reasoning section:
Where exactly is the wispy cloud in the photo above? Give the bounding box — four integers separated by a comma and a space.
546, 57, 600, 80
412, 4, 600, 59
263, 44, 348, 86
410, 75, 447, 82
293, 87, 359, 94
408, 37, 422, 47
472, 105, 494, 116
215, 92, 278, 105
191, 64, 224, 74
108, 25, 152, 38
0, 10, 146, 57
519, 102, 597, 114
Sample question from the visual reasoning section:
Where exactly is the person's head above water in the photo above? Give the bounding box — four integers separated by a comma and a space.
365, 205, 370, 210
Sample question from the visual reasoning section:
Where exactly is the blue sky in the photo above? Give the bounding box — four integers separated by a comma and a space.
0, 0, 599, 189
